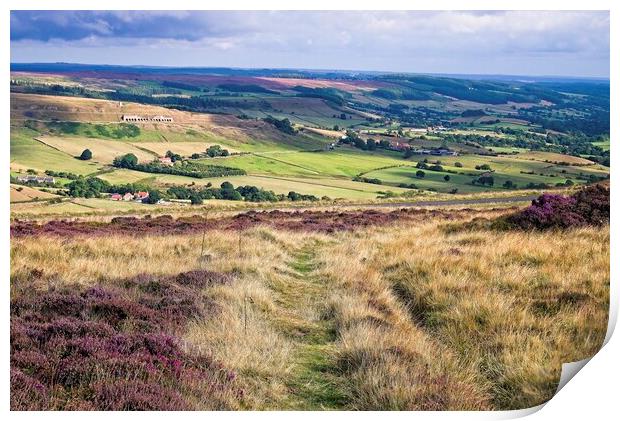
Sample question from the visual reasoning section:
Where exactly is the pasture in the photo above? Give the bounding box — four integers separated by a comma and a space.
35, 136, 158, 165
10, 128, 100, 175
10, 184, 60, 202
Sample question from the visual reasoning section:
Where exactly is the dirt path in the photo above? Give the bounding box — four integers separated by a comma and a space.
270, 241, 347, 409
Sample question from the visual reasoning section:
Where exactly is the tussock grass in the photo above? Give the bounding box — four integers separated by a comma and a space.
331, 223, 609, 409
10, 210, 609, 410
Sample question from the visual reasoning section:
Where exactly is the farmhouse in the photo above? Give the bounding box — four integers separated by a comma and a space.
16, 175, 55, 184
431, 148, 459, 156
134, 191, 149, 201
158, 156, 174, 166
122, 193, 134, 201
110, 193, 122, 201
388, 141, 411, 151
407, 127, 428, 134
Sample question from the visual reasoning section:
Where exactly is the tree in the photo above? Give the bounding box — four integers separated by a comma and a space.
113, 153, 138, 169
206, 145, 230, 158
474, 175, 494, 186
416, 170, 425, 178
366, 139, 377, 151
444, 175, 451, 181
503, 180, 517, 189
165, 150, 182, 162
189, 193, 203, 205
144, 190, 161, 204
454, 162, 464, 168
354, 138, 367, 150
379, 139, 391, 149
221, 188, 243, 201
79, 149, 92, 160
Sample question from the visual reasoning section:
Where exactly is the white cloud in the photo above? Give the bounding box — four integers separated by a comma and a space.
10, 11, 610, 77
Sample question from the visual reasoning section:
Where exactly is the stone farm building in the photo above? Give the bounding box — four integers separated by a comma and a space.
158, 156, 174, 166
152, 116, 173, 122
121, 115, 173, 123
16, 175, 55, 184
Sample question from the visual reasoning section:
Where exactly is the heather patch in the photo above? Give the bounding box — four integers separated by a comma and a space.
505, 185, 609, 230
11, 207, 483, 238
11, 270, 241, 410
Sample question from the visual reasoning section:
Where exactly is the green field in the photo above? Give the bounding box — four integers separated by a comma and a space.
10, 128, 101, 175
253, 149, 406, 178
199, 154, 320, 176
153, 172, 408, 198
12, 121, 609, 201
10, 89, 609, 205
592, 140, 610, 151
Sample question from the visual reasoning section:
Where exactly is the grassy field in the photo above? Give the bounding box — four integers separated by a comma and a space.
592, 140, 610, 151
11, 197, 151, 216
10, 209, 609, 410
10, 128, 101, 175
199, 154, 321, 176
254, 149, 406, 178
136, 141, 240, 156
153, 173, 409, 199
10, 93, 608, 205
517, 151, 597, 166
364, 166, 488, 193
11, 118, 609, 203
10, 184, 60, 202
35, 136, 158, 165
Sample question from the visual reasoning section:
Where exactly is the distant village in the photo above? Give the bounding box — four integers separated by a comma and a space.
109, 191, 150, 202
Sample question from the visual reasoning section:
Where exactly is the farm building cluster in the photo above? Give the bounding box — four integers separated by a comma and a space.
410, 148, 459, 156
157, 156, 174, 166
110, 191, 149, 202
121, 115, 173, 123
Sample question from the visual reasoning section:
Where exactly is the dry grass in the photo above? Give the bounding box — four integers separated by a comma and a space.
316, 221, 609, 409
10, 210, 609, 410
10, 184, 60, 203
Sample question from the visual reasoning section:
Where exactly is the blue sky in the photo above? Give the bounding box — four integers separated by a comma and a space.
10, 10, 610, 77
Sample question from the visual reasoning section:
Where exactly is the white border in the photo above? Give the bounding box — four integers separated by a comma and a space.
2, 1, 616, 419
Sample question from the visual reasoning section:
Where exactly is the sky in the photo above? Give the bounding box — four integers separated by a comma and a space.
10, 10, 610, 78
